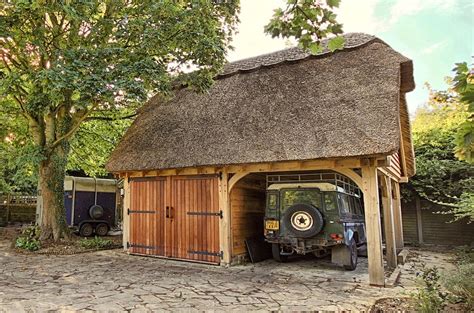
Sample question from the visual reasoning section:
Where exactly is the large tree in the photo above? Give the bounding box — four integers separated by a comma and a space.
0, 1, 240, 240
0, 0, 344, 241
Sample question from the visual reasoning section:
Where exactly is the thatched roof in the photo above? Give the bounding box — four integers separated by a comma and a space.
107, 33, 415, 176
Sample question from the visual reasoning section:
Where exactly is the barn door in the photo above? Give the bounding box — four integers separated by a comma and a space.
128, 177, 166, 256
168, 176, 220, 264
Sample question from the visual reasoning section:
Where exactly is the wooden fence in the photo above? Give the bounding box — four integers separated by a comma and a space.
402, 196, 474, 246
0, 194, 37, 226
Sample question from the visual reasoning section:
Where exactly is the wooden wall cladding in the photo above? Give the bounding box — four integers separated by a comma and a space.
230, 174, 266, 258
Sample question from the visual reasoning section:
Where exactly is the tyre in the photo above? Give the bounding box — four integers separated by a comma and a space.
89, 205, 104, 219
79, 223, 94, 237
95, 223, 109, 236
282, 203, 324, 238
343, 238, 358, 271
272, 243, 288, 262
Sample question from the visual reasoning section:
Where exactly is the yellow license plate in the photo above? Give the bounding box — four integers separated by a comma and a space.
265, 220, 279, 230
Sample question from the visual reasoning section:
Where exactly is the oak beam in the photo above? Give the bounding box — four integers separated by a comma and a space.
381, 176, 397, 269
218, 170, 231, 265
362, 166, 385, 286
123, 176, 131, 251
228, 172, 251, 193
391, 181, 404, 251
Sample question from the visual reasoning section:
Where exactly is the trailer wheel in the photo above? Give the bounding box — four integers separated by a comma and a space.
79, 223, 94, 237
95, 223, 109, 236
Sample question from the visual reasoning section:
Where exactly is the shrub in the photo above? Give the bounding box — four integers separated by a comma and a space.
79, 236, 113, 250
443, 247, 474, 310
15, 225, 41, 251
410, 265, 447, 313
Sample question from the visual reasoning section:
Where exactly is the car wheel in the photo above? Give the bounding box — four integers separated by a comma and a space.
95, 223, 109, 236
282, 203, 324, 238
79, 223, 94, 237
272, 243, 288, 263
344, 238, 358, 271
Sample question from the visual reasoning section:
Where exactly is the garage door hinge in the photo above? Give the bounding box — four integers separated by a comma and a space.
188, 250, 223, 259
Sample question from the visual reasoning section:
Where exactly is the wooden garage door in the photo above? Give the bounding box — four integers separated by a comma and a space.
128, 175, 220, 264
129, 177, 166, 256
169, 176, 221, 264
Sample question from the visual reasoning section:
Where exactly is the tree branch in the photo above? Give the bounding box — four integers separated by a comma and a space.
48, 102, 100, 151
85, 112, 137, 122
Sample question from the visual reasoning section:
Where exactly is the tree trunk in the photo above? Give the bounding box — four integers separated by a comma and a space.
39, 146, 70, 241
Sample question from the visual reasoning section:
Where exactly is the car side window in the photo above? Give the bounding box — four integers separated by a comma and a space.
337, 193, 350, 214
353, 197, 363, 216
324, 192, 337, 211
267, 192, 278, 210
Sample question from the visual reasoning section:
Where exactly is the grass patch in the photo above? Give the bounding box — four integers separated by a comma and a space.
79, 236, 114, 250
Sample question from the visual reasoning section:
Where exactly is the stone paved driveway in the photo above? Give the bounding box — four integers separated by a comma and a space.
0, 239, 455, 312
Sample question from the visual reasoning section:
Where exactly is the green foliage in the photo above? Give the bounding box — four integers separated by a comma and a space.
453, 246, 474, 265
451, 62, 474, 163
79, 236, 113, 250
443, 247, 474, 310
264, 0, 344, 53
0, 1, 240, 234
67, 116, 132, 177
410, 265, 447, 312
406, 83, 474, 222
15, 225, 41, 251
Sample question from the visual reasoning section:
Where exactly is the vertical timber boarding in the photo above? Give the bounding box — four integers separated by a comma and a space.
125, 175, 220, 264
362, 166, 385, 286
128, 177, 166, 256
170, 175, 221, 264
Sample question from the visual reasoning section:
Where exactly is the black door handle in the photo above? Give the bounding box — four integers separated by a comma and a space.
166, 206, 170, 218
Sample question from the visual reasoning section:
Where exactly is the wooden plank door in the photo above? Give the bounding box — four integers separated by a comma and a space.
129, 177, 166, 256
168, 176, 220, 264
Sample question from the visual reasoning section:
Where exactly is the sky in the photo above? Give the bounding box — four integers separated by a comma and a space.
227, 0, 473, 115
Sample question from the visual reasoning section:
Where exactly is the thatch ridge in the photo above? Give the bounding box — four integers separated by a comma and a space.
106, 33, 415, 176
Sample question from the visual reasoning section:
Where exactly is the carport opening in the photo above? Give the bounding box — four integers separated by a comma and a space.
229, 170, 366, 265
229, 173, 266, 263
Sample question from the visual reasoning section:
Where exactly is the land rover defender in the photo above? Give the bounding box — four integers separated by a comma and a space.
264, 172, 366, 270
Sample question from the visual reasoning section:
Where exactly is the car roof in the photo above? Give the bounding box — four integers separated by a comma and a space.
267, 182, 345, 192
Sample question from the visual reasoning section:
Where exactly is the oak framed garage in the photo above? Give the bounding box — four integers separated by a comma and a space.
107, 33, 415, 286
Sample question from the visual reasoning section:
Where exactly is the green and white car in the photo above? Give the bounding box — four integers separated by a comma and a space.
264, 172, 366, 270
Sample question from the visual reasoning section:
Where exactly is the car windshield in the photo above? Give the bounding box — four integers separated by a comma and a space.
281, 189, 322, 211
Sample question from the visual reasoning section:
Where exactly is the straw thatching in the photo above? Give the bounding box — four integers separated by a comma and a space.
106, 33, 415, 176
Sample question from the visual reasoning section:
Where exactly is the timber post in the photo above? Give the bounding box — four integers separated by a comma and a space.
391, 181, 404, 251
362, 166, 385, 286
218, 170, 231, 265
381, 176, 397, 269
122, 177, 130, 251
